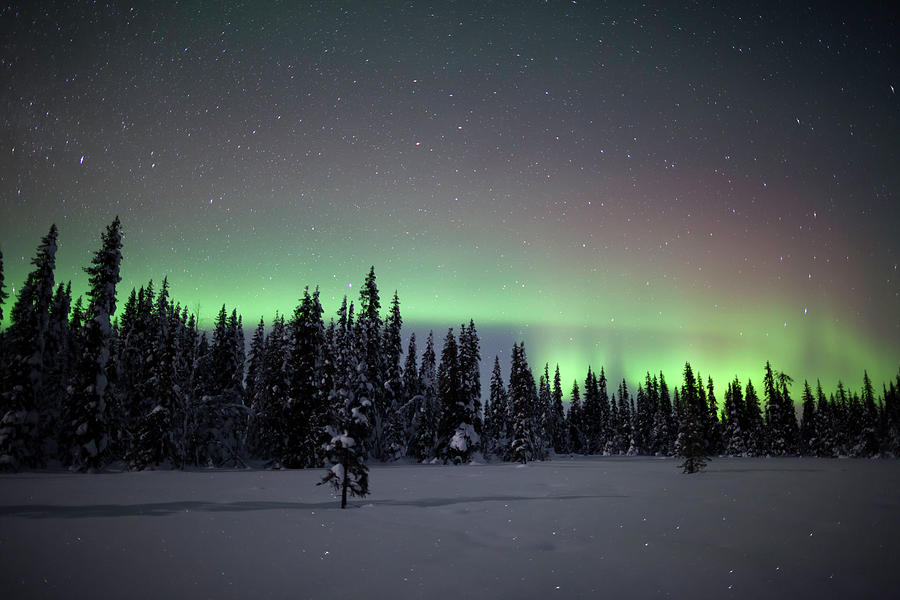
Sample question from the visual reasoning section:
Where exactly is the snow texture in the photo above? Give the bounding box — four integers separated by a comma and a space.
1, 457, 898, 599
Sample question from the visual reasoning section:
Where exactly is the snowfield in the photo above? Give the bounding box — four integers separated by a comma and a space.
2, 457, 899, 599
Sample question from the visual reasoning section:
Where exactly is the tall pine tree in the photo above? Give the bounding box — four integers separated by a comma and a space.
63, 217, 122, 471
1, 225, 58, 469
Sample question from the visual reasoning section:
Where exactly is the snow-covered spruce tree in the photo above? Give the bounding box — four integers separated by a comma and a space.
519, 361, 545, 460
743, 379, 765, 456
550, 365, 567, 453
763, 362, 795, 456
604, 384, 620, 455
799, 380, 817, 456
245, 317, 265, 409
655, 372, 675, 455
42, 281, 74, 452
320, 303, 373, 509
633, 383, 649, 455
483, 355, 508, 459
705, 377, 723, 456
62, 217, 122, 471
380, 292, 405, 461
256, 313, 288, 464
399, 332, 420, 456
116, 282, 158, 457
129, 277, 182, 469
537, 365, 553, 456
671, 388, 682, 454
168, 305, 196, 466
567, 381, 585, 454
435, 328, 463, 462
615, 379, 631, 455
244, 316, 267, 456
283, 287, 328, 468
508, 342, 534, 463
696, 372, 711, 453
356, 267, 385, 460
813, 381, 835, 457
581, 368, 601, 453
832, 381, 851, 455
0, 225, 58, 469
596, 368, 612, 453
410, 330, 438, 461
858, 371, 880, 457
457, 320, 483, 457
722, 378, 746, 456
677, 363, 708, 474
191, 305, 247, 467
639, 374, 657, 454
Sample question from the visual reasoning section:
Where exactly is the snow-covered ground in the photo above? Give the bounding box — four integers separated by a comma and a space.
2, 457, 898, 599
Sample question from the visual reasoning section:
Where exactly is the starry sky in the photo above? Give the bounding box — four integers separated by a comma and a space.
2, 1, 898, 395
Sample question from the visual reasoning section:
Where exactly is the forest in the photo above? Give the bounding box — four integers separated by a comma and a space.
1, 219, 900, 477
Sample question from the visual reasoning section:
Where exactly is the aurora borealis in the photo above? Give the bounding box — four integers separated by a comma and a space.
2, 2, 898, 393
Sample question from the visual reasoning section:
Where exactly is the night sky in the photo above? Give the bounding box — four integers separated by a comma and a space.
2, 1, 898, 394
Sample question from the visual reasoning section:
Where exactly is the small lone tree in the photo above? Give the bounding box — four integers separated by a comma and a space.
319, 313, 373, 508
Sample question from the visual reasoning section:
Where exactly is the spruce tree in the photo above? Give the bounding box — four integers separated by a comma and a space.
743, 379, 765, 456
581, 368, 601, 453
763, 362, 795, 456
400, 332, 420, 455
356, 267, 385, 460
522, 361, 544, 460
597, 368, 610, 452
284, 287, 327, 468
193, 304, 247, 467
859, 371, 879, 457
550, 365, 566, 453
799, 380, 817, 456
657, 372, 674, 454
411, 331, 438, 461
245, 318, 266, 421
615, 379, 631, 455
537, 365, 553, 457
814, 380, 834, 457
44, 281, 73, 447
508, 342, 534, 463
705, 376, 722, 455
63, 217, 122, 471
567, 381, 584, 454
722, 377, 746, 456
437, 328, 476, 463
778, 370, 799, 454
129, 277, 181, 469
677, 363, 708, 473
833, 381, 850, 455
320, 305, 373, 508
0, 225, 58, 469
256, 313, 288, 463
380, 292, 405, 461
484, 355, 508, 459
457, 320, 483, 453
633, 381, 650, 455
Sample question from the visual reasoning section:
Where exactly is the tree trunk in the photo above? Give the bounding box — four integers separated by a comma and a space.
340, 447, 348, 509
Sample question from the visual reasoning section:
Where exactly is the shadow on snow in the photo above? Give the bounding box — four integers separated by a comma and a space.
0, 493, 625, 519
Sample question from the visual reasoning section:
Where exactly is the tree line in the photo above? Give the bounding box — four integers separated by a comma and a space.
2, 221, 900, 483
